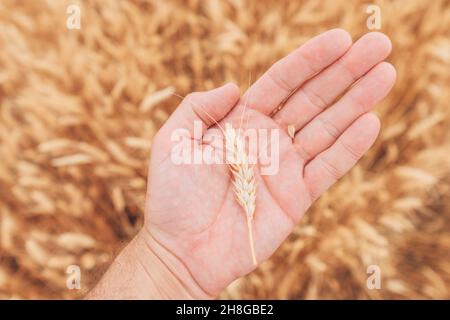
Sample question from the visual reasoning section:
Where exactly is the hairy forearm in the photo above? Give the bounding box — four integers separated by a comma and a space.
85, 230, 211, 300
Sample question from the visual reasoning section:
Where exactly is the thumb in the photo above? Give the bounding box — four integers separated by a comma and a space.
159, 83, 240, 139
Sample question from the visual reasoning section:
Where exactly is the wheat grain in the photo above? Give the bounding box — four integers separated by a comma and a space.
287, 124, 295, 139
225, 123, 258, 266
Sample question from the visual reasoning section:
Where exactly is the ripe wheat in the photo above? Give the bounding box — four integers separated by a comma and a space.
225, 123, 257, 266
179, 93, 258, 266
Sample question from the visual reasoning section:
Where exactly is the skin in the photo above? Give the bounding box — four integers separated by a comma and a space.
87, 29, 396, 299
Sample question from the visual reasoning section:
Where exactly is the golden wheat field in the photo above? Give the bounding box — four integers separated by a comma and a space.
0, 0, 449, 299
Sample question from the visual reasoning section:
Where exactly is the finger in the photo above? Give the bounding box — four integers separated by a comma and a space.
274, 32, 392, 131
243, 29, 352, 115
304, 113, 380, 201
159, 83, 240, 139
294, 62, 396, 161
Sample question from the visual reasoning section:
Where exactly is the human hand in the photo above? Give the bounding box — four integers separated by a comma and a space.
116, 29, 396, 299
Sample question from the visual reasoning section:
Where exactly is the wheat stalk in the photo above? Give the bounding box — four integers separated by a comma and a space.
171, 91, 258, 266
225, 123, 257, 266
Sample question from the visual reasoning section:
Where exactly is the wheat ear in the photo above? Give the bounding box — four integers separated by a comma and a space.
225, 123, 257, 266
170, 92, 258, 265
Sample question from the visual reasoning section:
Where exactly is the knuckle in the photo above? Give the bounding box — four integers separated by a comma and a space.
318, 118, 341, 139
318, 156, 342, 180
340, 140, 361, 161
267, 67, 293, 93
303, 87, 328, 111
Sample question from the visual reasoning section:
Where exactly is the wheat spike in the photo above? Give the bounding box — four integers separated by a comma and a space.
172, 93, 258, 266
225, 123, 257, 266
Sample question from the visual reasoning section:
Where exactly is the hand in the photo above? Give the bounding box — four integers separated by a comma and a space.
90, 29, 396, 299
141, 29, 396, 298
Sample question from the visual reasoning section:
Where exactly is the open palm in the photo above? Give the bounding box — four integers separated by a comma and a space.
142, 29, 396, 298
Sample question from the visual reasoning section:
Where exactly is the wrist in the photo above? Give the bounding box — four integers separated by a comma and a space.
86, 229, 212, 299
135, 228, 213, 300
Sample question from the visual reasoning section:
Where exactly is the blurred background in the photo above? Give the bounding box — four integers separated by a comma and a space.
0, 0, 449, 299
